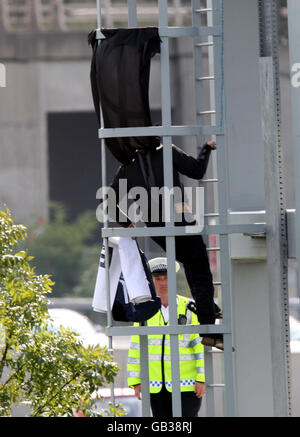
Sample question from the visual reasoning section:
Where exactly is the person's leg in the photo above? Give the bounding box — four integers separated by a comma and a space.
150, 387, 202, 417
179, 235, 223, 341
150, 386, 173, 417
181, 391, 202, 417
151, 235, 220, 341
178, 236, 215, 322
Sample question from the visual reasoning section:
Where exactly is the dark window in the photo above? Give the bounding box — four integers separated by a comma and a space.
48, 111, 119, 221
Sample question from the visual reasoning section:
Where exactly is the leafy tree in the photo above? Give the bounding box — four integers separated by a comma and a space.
24, 203, 99, 297
0, 207, 122, 417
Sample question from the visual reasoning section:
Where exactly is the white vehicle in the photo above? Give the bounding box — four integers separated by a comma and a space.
48, 308, 108, 348
290, 315, 300, 353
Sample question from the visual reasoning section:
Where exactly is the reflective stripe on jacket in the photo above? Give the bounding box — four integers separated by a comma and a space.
127, 295, 205, 393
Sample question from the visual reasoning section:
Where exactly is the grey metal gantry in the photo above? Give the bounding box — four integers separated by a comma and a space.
94, 0, 289, 417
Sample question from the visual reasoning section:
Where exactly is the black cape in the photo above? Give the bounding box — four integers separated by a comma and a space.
88, 28, 161, 164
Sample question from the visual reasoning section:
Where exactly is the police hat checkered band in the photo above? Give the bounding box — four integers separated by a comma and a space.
148, 257, 180, 274
151, 263, 168, 274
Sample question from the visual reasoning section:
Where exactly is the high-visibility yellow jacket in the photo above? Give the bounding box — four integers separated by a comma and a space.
127, 295, 205, 393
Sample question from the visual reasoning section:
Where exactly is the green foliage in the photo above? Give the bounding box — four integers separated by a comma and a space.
0, 207, 122, 417
72, 246, 99, 297
24, 203, 99, 297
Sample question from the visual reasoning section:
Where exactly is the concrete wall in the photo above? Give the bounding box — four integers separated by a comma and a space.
0, 61, 47, 223
0, 59, 96, 224
0, 32, 93, 223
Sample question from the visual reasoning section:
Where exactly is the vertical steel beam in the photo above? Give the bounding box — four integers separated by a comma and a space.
0, 2, 4, 31
193, 0, 216, 417
259, 56, 290, 418
207, 1, 222, 416
158, 0, 182, 418
126, 0, 152, 418
128, 0, 137, 27
96, 0, 116, 411
140, 333, 151, 417
221, 1, 265, 212
192, 0, 205, 132
258, 0, 291, 417
203, 348, 215, 416
287, 1, 300, 296
103, 0, 113, 28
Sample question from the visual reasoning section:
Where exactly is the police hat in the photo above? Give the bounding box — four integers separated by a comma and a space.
148, 257, 180, 276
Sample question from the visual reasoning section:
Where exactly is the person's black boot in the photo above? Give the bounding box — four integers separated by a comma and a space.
201, 336, 235, 352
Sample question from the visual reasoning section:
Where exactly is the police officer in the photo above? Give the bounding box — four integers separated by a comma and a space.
127, 258, 205, 417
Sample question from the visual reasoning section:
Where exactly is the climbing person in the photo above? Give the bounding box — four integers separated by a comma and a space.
109, 139, 224, 349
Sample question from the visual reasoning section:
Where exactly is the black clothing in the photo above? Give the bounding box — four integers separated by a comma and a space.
109, 143, 219, 332
88, 28, 161, 164
112, 143, 212, 198
110, 143, 212, 226
152, 234, 215, 326
150, 385, 202, 417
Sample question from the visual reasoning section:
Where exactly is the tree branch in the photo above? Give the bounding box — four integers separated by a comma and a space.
0, 341, 10, 380
2, 361, 26, 387
32, 374, 80, 417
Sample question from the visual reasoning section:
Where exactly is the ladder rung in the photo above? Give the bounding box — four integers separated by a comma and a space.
207, 247, 220, 252
194, 8, 213, 13
197, 110, 216, 115
201, 178, 219, 183
204, 213, 219, 217
213, 281, 222, 286
207, 384, 225, 388
195, 42, 214, 47
196, 75, 215, 81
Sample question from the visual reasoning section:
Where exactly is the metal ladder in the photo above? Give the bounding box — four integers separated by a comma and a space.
95, 0, 265, 417
192, 0, 235, 417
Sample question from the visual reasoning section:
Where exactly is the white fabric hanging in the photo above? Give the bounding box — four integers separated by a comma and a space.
92, 237, 152, 313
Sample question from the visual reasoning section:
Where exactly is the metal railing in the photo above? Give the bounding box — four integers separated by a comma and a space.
0, 0, 192, 32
